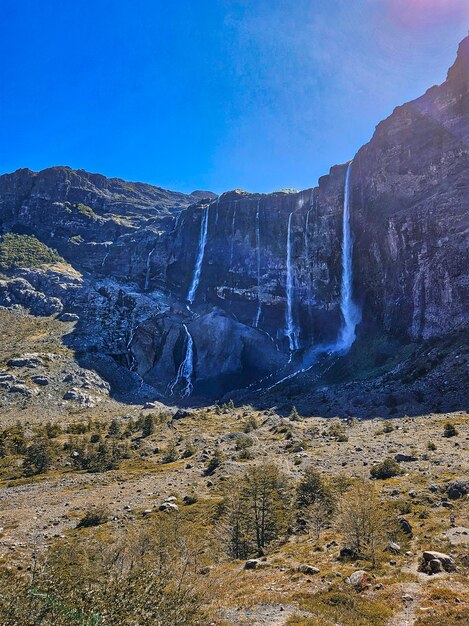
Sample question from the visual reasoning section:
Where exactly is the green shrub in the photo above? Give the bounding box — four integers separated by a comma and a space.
370, 457, 403, 480
0, 233, 63, 270
76, 203, 97, 218
23, 439, 53, 475
443, 423, 458, 438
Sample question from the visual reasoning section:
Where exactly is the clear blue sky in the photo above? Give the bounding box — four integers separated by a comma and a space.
1, 0, 468, 194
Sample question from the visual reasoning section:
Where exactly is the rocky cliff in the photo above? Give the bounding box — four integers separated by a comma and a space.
0, 36, 468, 410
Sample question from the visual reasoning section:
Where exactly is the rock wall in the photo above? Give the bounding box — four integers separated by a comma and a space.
0, 36, 468, 399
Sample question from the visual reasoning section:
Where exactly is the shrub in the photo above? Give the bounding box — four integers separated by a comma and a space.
427, 441, 437, 451
443, 423, 458, 438
0, 233, 63, 270
23, 439, 53, 475
76, 505, 109, 528
161, 440, 179, 464
205, 449, 223, 475
242, 414, 258, 433
108, 418, 120, 437
370, 457, 402, 480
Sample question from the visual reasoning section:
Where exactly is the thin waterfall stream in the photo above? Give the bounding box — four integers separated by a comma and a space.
187, 206, 209, 304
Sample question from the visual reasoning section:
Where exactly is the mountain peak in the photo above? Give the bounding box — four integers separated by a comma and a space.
447, 32, 469, 85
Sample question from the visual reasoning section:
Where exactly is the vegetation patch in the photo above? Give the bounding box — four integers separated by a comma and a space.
0, 233, 63, 270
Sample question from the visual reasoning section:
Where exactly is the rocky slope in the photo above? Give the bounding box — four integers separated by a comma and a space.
0, 36, 468, 408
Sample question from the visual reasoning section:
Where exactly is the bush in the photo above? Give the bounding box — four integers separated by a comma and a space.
23, 439, 53, 475
0, 233, 63, 270
370, 457, 402, 480
76, 505, 109, 528
242, 414, 258, 433
443, 423, 458, 438
205, 449, 223, 475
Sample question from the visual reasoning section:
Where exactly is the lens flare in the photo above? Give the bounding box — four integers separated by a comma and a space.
387, 0, 469, 29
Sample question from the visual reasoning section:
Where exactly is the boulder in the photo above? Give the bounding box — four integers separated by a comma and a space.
8, 355, 42, 368
446, 480, 468, 500
420, 550, 456, 573
347, 570, 370, 591
339, 546, 359, 561
31, 375, 49, 386
399, 518, 413, 536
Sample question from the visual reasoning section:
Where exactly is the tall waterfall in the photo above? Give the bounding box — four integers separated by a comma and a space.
229, 203, 237, 271
304, 206, 313, 311
169, 324, 194, 397
254, 199, 262, 327
144, 247, 155, 291
187, 206, 209, 304
285, 212, 298, 351
337, 162, 360, 351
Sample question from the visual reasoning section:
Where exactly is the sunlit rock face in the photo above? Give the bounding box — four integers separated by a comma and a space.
351, 35, 469, 340
0, 37, 468, 399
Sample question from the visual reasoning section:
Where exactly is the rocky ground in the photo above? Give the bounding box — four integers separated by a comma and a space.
0, 308, 467, 625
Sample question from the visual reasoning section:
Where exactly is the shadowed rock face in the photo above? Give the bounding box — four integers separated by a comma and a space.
0, 36, 468, 400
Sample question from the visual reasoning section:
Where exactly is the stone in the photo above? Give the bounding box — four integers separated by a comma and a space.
395, 454, 418, 462
386, 542, 401, 554
429, 559, 442, 573
339, 546, 358, 561
298, 564, 320, 575
31, 375, 49, 386
159, 502, 179, 512
420, 550, 456, 573
8, 355, 42, 368
59, 312, 79, 322
347, 570, 370, 591
244, 559, 259, 570
446, 479, 468, 500
399, 518, 413, 536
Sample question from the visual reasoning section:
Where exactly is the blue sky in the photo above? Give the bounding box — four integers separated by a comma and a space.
1, 0, 468, 194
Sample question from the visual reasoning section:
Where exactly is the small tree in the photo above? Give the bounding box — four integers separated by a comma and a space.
221, 463, 292, 557
142, 414, 156, 437
337, 480, 394, 567
108, 418, 120, 437
289, 406, 300, 421
23, 439, 53, 475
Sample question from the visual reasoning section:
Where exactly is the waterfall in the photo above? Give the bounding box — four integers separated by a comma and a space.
254, 199, 262, 327
144, 247, 155, 291
304, 206, 313, 308
187, 206, 209, 304
229, 203, 237, 271
169, 324, 194, 397
101, 243, 111, 268
285, 212, 298, 351
337, 162, 360, 351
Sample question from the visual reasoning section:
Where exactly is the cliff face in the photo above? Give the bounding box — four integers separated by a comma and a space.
0, 37, 468, 402
352, 35, 469, 340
